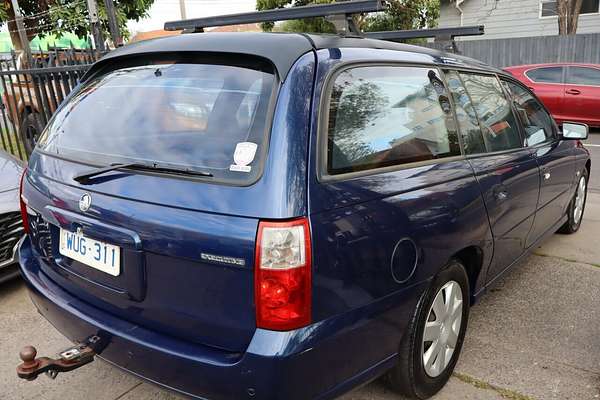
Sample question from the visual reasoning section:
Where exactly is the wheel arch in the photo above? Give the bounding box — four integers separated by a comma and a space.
450, 246, 485, 305
585, 159, 591, 176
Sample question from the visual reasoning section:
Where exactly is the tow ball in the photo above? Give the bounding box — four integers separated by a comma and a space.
16, 337, 99, 381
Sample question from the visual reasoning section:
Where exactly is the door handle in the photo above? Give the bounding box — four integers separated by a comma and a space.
495, 190, 509, 201
542, 168, 551, 181
566, 89, 581, 95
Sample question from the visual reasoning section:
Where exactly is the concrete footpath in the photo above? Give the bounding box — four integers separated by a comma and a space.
1, 195, 599, 400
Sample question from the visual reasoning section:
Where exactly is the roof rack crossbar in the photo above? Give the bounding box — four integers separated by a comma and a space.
164, 0, 388, 34
364, 25, 484, 42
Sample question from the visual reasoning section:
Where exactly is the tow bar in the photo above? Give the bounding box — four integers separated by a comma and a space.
17, 335, 101, 381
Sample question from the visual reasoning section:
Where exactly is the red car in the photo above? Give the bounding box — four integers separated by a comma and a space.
504, 63, 600, 127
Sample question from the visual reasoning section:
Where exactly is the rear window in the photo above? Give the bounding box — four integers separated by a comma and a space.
37, 56, 276, 184
525, 67, 563, 83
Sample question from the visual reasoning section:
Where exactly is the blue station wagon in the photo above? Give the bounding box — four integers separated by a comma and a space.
17, 4, 591, 400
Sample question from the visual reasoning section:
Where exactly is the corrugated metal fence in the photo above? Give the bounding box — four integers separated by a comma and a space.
424, 33, 600, 68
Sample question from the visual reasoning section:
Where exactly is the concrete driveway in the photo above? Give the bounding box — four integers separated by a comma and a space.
2, 195, 599, 400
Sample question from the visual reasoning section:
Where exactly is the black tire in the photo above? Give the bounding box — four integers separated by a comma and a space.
386, 260, 470, 399
19, 111, 44, 155
558, 168, 588, 234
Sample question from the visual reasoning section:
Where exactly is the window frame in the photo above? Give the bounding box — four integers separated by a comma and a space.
499, 76, 559, 147
316, 62, 466, 183
566, 65, 600, 87
539, 0, 600, 19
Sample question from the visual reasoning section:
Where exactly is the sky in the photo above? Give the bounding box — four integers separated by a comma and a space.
127, 0, 258, 34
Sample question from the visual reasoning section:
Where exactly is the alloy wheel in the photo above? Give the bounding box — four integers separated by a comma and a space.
573, 176, 586, 225
422, 280, 463, 378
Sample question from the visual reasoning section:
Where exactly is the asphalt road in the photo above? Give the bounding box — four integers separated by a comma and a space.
585, 129, 600, 193
1, 198, 600, 400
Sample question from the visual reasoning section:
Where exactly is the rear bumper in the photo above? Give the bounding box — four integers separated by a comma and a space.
19, 236, 423, 400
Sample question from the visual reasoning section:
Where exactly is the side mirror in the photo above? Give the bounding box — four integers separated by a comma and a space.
562, 122, 589, 140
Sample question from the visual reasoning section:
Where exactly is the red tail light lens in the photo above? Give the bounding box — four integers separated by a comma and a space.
19, 168, 30, 234
255, 218, 311, 331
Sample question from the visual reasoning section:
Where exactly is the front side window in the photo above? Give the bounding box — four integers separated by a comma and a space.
503, 80, 555, 146
525, 67, 563, 83
444, 70, 486, 155
326, 66, 460, 175
460, 73, 523, 152
566, 66, 600, 86
38, 56, 276, 184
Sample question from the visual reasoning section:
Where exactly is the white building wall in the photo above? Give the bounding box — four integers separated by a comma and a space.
439, 0, 600, 40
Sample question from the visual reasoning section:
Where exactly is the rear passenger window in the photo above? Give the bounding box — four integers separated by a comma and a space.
444, 70, 486, 155
326, 66, 460, 175
460, 73, 523, 152
503, 80, 555, 146
566, 66, 600, 86
525, 67, 563, 83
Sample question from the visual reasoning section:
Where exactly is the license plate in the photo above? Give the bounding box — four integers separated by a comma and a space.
59, 229, 121, 276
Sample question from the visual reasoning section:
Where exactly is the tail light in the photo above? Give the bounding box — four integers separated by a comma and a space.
19, 168, 30, 234
255, 218, 311, 331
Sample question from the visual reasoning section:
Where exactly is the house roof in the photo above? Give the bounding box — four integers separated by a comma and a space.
129, 30, 181, 43
208, 23, 262, 33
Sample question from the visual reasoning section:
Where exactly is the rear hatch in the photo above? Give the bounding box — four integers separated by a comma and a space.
24, 53, 280, 352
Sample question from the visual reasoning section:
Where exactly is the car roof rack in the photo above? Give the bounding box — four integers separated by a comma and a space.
365, 25, 484, 42
163, 1, 484, 53
164, 0, 389, 35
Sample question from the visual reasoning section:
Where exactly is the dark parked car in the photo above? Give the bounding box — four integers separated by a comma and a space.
17, 15, 591, 400
505, 63, 600, 127
0, 150, 25, 283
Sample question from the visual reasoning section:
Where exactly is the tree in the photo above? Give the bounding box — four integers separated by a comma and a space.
0, 0, 155, 52
256, 0, 439, 34
557, 0, 583, 35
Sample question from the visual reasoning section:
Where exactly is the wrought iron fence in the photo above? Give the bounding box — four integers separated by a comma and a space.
0, 47, 100, 160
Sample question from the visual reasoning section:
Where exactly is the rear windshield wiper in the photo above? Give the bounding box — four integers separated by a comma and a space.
73, 162, 213, 184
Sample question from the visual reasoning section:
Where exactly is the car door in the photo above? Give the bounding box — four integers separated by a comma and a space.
523, 66, 566, 123
445, 71, 540, 282
502, 78, 577, 244
564, 65, 600, 126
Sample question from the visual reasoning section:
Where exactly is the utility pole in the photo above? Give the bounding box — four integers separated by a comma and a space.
103, 0, 122, 47
9, 0, 32, 67
86, 0, 105, 52
179, 0, 187, 19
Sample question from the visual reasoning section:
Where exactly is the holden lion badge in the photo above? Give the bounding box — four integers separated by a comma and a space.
230, 142, 258, 173
79, 193, 92, 212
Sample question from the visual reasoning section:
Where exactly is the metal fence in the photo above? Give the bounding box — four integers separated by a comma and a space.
425, 33, 600, 68
0, 47, 99, 160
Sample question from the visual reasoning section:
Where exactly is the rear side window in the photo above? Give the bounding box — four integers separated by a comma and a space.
460, 73, 523, 152
326, 66, 460, 175
525, 67, 563, 83
503, 80, 555, 146
566, 66, 600, 86
444, 70, 486, 155
37, 56, 276, 184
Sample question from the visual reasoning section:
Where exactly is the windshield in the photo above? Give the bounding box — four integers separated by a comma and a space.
38, 58, 276, 184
